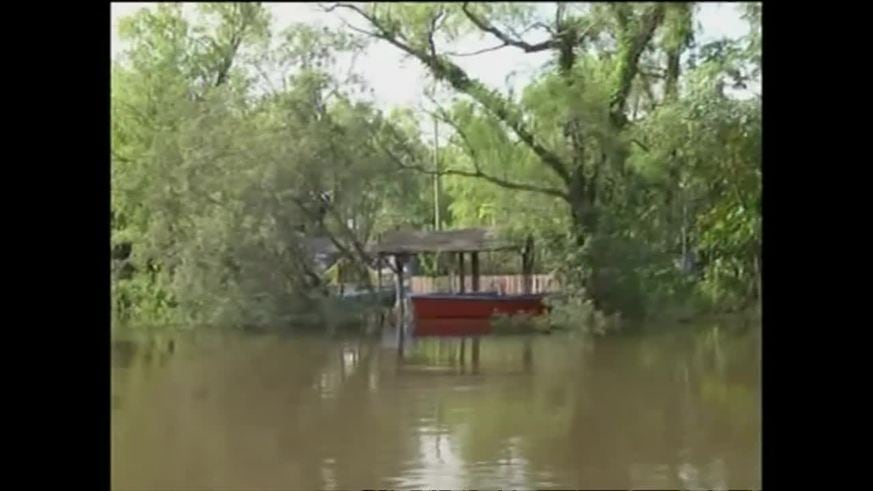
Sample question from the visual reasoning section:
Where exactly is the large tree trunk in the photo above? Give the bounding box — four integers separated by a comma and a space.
567, 179, 607, 312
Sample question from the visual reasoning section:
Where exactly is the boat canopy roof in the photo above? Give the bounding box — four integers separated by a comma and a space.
369, 228, 522, 255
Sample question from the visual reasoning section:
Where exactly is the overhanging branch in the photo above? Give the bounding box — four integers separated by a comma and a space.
321, 3, 419, 55
426, 8, 446, 61
326, 2, 571, 184
377, 123, 569, 201
395, 152, 569, 201
461, 2, 558, 53
445, 43, 508, 57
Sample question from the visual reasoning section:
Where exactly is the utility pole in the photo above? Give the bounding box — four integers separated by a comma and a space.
433, 114, 441, 231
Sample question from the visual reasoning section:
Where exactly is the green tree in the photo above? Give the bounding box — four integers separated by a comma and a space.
111, 4, 433, 327
329, 2, 760, 318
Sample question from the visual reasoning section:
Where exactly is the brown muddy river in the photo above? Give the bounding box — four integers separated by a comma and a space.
111, 322, 761, 490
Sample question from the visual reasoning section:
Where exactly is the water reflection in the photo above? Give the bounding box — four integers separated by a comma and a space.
112, 323, 760, 490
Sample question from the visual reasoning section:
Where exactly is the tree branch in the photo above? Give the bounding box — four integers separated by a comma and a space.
461, 2, 558, 53
378, 121, 569, 201
527, 21, 557, 36
445, 43, 508, 57
424, 99, 571, 201
321, 3, 417, 54
556, 2, 566, 30
630, 138, 650, 152
212, 6, 255, 89
404, 154, 568, 200
325, 3, 571, 185
214, 33, 242, 87
252, 59, 280, 97
323, 9, 381, 39
426, 8, 445, 61
609, 3, 666, 127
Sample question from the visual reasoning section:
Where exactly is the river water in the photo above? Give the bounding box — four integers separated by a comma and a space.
111, 322, 760, 490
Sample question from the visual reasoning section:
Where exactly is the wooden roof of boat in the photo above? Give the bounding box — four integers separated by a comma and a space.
370, 228, 521, 254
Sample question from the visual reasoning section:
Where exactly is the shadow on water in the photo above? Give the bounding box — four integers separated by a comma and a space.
111, 319, 760, 490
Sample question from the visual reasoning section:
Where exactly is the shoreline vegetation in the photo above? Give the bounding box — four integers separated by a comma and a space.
113, 295, 761, 337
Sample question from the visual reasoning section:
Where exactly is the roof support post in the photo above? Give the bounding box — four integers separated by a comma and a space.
395, 254, 407, 349
522, 236, 534, 294
471, 251, 480, 292
458, 252, 466, 294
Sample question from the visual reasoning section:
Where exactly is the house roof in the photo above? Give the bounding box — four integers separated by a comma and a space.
369, 228, 522, 255
302, 236, 340, 257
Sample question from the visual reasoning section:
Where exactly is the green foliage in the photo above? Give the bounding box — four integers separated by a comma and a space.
112, 3, 432, 328
112, 2, 762, 328
490, 313, 551, 335
544, 294, 615, 335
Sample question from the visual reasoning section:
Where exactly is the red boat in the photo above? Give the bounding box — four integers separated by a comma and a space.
410, 293, 546, 319
369, 228, 549, 338
410, 293, 547, 336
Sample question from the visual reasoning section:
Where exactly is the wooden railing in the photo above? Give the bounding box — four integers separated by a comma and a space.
410, 274, 557, 295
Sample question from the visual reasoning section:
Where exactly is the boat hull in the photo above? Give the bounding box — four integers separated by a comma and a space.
410, 293, 547, 319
